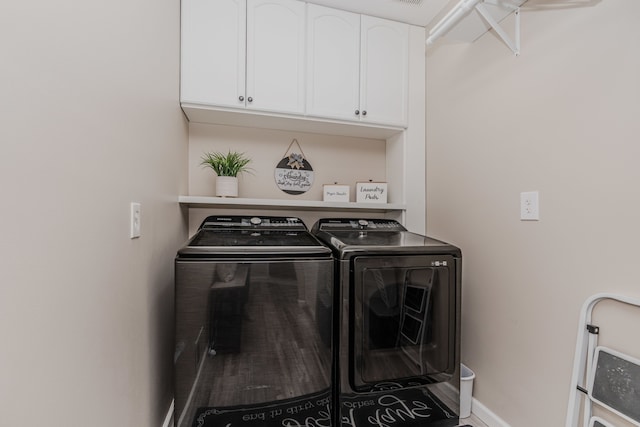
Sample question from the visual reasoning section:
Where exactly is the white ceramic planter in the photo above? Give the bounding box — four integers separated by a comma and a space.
216, 176, 238, 198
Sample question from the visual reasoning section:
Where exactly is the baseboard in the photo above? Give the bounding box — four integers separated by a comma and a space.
471, 397, 511, 427
162, 399, 174, 427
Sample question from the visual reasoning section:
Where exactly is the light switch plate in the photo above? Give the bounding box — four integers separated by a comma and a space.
130, 202, 141, 238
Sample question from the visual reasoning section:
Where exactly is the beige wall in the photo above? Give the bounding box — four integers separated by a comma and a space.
0, 1, 187, 426
189, 123, 386, 201
187, 123, 388, 234
426, 0, 640, 425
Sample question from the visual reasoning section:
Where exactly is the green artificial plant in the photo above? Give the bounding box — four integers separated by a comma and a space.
200, 151, 253, 177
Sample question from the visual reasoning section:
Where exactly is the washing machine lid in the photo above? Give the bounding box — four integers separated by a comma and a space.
189, 229, 323, 248
312, 218, 460, 256
178, 216, 332, 257
322, 230, 439, 247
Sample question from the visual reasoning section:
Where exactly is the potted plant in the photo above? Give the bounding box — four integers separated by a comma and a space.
200, 151, 252, 197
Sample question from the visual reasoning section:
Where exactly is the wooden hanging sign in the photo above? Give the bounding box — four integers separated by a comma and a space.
274, 139, 314, 195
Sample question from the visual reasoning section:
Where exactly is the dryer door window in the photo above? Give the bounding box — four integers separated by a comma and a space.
351, 255, 456, 392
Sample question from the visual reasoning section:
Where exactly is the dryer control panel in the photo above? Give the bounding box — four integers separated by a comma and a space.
313, 218, 407, 232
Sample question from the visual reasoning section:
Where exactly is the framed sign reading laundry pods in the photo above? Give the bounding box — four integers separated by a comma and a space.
274, 139, 314, 195
356, 181, 388, 203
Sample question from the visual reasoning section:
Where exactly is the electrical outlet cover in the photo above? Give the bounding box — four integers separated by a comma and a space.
520, 191, 539, 221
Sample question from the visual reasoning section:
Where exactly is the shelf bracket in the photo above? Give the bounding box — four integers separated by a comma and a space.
475, 2, 521, 56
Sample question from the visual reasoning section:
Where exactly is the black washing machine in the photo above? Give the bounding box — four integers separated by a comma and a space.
312, 218, 462, 427
174, 216, 333, 427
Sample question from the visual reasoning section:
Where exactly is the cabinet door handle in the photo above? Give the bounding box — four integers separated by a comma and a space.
355, 110, 360, 116
239, 96, 244, 102
362, 110, 367, 116
248, 97, 253, 103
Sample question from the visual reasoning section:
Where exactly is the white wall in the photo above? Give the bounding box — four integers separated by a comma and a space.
0, 1, 187, 426
426, 0, 640, 425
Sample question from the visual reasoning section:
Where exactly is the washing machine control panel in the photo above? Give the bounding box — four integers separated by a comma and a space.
200, 216, 307, 230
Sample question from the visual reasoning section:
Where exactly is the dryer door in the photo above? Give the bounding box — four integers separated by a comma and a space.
350, 254, 457, 392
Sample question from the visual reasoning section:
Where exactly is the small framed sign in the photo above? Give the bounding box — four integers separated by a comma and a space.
356, 181, 387, 203
323, 184, 350, 202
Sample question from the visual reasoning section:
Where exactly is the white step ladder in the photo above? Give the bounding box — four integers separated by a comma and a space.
566, 293, 640, 427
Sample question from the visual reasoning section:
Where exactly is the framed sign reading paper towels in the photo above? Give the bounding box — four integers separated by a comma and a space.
323, 184, 350, 202
356, 181, 387, 203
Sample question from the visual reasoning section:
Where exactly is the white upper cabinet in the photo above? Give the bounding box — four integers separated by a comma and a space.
181, 0, 305, 115
181, 1, 409, 129
306, 5, 361, 122
306, 7, 409, 127
246, 0, 305, 114
360, 16, 409, 127
181, 0, 246, 108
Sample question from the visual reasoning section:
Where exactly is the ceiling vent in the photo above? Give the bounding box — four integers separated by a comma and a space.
396, 0, 423, 4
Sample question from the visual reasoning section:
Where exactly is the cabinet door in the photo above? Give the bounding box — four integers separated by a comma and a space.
306, 5, 360, 121
181, 0, 246, 107
360, 16, 409, 127
246, 0, 306, 114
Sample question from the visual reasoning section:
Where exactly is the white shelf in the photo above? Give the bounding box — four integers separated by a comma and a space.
178, 195, 406, 212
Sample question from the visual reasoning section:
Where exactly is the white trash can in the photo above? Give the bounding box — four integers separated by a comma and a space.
460, 363, 476, 418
